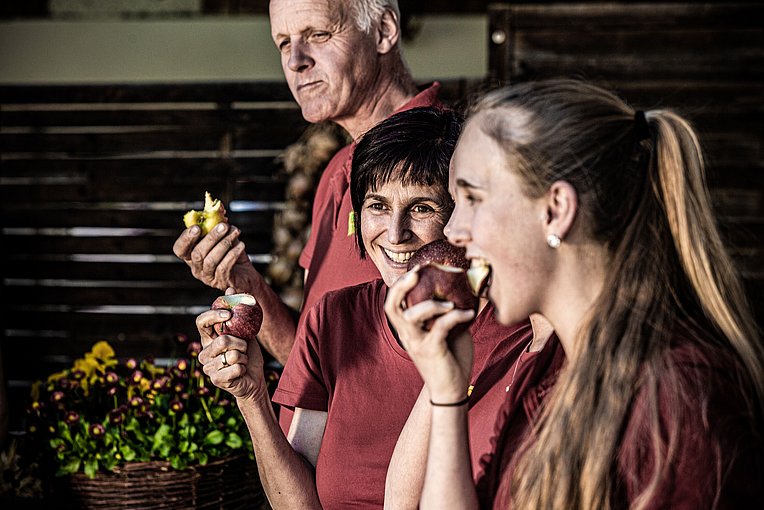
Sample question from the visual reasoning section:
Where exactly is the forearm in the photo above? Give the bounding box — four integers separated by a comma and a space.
244, 272, 298, 365
420, 406, 477, 510
236, 396, 321, 509
385, 387, 431, 510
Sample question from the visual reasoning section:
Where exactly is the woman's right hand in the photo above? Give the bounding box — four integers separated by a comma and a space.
195, 293, 268, 402
385, 269, 475, 403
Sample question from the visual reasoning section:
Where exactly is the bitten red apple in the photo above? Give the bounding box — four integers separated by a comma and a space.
211, 293, 263, 343
404, 240, 478, 330
407, 239, 471, 271
183, 191, 228, 236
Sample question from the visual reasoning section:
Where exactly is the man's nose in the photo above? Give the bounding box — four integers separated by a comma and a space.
287, 41, 314, 72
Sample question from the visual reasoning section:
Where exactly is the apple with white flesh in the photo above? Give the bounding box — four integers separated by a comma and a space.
404, 240, 478, 330
467, 259, 491, 298
211, 293, 263, 343
183, 191, 228, 236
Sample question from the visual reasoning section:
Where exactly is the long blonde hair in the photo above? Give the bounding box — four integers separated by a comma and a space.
473, 79, 763, 509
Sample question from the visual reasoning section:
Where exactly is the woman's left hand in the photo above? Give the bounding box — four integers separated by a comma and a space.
385, 268, 475, 403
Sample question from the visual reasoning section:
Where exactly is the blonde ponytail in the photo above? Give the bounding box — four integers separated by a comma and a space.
651, 110, 764, 409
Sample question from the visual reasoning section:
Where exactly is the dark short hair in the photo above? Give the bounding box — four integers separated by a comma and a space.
350, 106, 463, 258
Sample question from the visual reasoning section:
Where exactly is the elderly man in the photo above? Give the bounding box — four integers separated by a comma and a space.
173, 0, 440, 365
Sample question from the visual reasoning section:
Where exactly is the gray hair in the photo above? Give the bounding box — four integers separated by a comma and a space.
347, 0, 400, 34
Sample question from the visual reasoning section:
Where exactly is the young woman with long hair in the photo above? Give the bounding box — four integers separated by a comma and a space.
385, 79, 764, 508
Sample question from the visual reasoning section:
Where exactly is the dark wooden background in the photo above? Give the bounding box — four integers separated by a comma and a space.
1, 2, 762, 435
486, 2, 763, 323
0, 80, 475, 433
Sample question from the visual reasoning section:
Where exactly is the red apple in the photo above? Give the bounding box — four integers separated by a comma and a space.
211, 293, 263, 343
404, 240, 478, 330
407, 239, 471, 271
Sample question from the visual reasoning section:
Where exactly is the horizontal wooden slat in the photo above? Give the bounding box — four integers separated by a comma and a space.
1, 124, 304, 154
4, 284, 222, 307
3, 208, 277, 230
0, 82, 298, 104
508, 4, 764, 30
3, 233, 274, 255
0, 180, 286, 202
4, 310, 198, 336
5, 259, 272, 281
0, 106, 304, 128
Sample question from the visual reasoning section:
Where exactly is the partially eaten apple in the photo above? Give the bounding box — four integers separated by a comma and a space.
404, 240, 478, 330
211, 293, 263, 343
183, 191, 228, 236
466, 258, 491, 298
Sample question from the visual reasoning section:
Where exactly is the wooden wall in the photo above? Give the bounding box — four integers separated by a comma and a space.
487, 2, 764, 324
0, 79, 476, 432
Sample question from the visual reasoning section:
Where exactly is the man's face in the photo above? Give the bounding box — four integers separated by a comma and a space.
270, 0, 381, 124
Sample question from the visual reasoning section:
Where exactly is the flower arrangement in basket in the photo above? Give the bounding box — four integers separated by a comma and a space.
21, 338, 279, 508
19, 341, 278, 509
26, 339, 272, 477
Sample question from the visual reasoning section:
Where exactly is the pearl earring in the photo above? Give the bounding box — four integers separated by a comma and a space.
546, 234, 561, 249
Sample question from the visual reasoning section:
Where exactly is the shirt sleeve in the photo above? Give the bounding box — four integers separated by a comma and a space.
271, 300, 329, 411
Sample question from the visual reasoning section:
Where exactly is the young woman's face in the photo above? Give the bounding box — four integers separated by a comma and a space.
361, 180, 451, 287
445, 116, 550, 325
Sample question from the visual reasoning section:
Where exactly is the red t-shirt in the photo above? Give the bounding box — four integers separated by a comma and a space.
490, 328, 764, 509
273, 278, 559, 509
298, 83, 443, 315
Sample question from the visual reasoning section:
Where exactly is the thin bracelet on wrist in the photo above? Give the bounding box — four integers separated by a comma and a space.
429, 395, 470, 407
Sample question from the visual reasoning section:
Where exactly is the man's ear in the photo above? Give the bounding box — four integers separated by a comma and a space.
543, 180, 578, 241
376, 8, 400, 54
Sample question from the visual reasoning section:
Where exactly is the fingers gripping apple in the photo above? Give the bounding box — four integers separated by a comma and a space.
183, 191, 228, 235
211, 293, 263, 343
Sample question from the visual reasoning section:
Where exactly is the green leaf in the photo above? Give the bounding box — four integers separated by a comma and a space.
225, 432, 243, 449
171, 456, 188, 470
120, 445, 136, 462
196, 452, 209, 465
203, 430, 224, 446
84, 458, 99, 478
59, 457, 81, 475
152, 424, 172, 450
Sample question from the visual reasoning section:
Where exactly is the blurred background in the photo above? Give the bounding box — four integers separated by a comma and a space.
1, 0, 762, 451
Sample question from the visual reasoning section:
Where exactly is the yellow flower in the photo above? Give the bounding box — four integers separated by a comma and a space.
90, 341, 115, 362
47, 370, 68, 384
74, 357, 100, 379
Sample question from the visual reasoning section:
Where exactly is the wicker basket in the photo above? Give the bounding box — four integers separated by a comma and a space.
48, 454, 268, 509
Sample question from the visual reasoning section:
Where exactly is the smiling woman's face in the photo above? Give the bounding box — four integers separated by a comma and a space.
360, 179, 452, 287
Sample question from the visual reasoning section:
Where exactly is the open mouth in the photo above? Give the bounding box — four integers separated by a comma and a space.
382, 248, 415, 265
467, 258, 492, 297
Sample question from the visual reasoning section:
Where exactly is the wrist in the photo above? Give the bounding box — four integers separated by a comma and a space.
429, 395, 470, 407
427, 386, 470, 406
